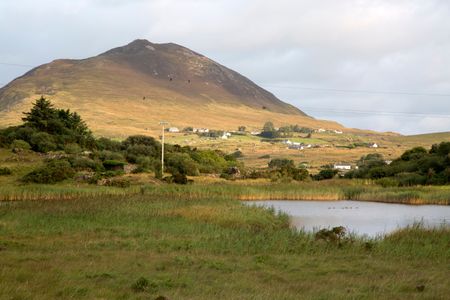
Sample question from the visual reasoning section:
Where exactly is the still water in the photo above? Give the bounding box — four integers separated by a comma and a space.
247, 200, 450, 237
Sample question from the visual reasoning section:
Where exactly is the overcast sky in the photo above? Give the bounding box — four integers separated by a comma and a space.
1, 0, 450, 135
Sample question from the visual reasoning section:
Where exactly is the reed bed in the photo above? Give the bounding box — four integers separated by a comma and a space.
0, 193, 448, 299
1, 180, 449, 205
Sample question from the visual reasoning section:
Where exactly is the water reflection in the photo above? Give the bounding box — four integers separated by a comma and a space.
246, 200, 450, 237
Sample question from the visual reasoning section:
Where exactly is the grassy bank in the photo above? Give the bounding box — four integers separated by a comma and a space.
0, 194, 449, 299
1, 179, 450, 205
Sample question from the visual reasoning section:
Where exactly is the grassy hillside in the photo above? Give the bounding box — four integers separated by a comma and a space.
0, 39, 342, 137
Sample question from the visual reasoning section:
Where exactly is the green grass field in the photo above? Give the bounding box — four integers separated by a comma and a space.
1, 193, 449, 299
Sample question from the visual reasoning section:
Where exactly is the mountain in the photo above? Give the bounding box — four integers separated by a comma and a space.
0, 39, 343, 137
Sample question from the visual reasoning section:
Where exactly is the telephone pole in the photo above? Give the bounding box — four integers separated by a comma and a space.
159, 121, 169, 175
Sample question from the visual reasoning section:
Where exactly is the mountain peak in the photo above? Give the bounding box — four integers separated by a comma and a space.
0, 39, 311, 135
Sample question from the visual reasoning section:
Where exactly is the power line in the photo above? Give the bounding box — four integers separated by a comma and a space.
301, 106, 450, 119
0, 62, 35, 68
265, 84, 450, 97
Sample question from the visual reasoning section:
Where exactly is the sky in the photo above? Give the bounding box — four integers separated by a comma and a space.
1, 0, 450, 135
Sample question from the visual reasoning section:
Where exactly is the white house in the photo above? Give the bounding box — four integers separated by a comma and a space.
194, 128, 209, 133
334, 130, 343, 134
369, 143, 379, 148
334, 163, 352, 171
250, 131, 261, 136
317, 128, 326, 133
167, 127, 180, 133
221, 132, 231, 139
289, 142, 304, 150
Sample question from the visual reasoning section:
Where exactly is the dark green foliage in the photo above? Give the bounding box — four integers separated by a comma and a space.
260, 121, 279, 139
95, 150, 125, 162
0, 97, 93, 152
315, 226, 350, 246
10, 139, 31, 151
165, 152, 199, 176
348, 142, 450, 185
314, 168, 339, 181
401, 147, 427, 161
68, 156, 103, 172
225, 150, 243, 160
22, 160, 75, 184
259, 122, 313, 139
133, 156, 158, 173
103, 160, 126, 171
30, 132, 57, 152
190, 150, 229, 173
122, 135, 161, 163
166, 172, 189, 184
95, 137, 122, 152
269, 158, 295, 169
64, 143, 82, 154
268, 158, 309, 182
0, 167, 12, 176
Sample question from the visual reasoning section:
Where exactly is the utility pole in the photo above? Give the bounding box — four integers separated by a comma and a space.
159, 121, 169, 175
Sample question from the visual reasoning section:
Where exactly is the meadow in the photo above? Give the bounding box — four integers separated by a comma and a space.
1, 192, 449, 299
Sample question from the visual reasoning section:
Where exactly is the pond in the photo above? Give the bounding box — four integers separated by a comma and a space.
246, 200, 450, 237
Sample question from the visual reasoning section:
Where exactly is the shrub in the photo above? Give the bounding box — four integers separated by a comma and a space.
30, 132, 57, 152
95, 150, 125, 162
125, 145, 158, 163
190, 150, 228, 173
268, 158, 295, 169
64, 143, 82, 154
103, 160, 126, 171
315, 226, 349, 245
314, 168, 339, 181
95, 137, 122, 152
0, 167, 12, 176
166, 152, 199, 176
69, 156, 103, 172
11, 139, 31, 151
133, 156, 157, 173
165, 172, 189, 184
22, 160, 75, 183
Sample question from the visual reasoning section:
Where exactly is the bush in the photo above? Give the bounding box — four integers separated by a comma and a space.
64, 143, 82, 154
165, 172, 189, 184
95, 137, 122, 152
103, 160, 126, 171
11, 139, 31, 151
22, 160, 75, 183
125, 145, 158, 163
190, 150, 228, 173
30, 132, 57, 153
314, 168, 339, 181
95, 150, 125, 162
0, 167, 12, 176
69, 156, 103, 172
166, 152, 199, 176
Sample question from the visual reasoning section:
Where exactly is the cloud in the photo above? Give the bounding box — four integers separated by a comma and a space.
0, 0, 449, 134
